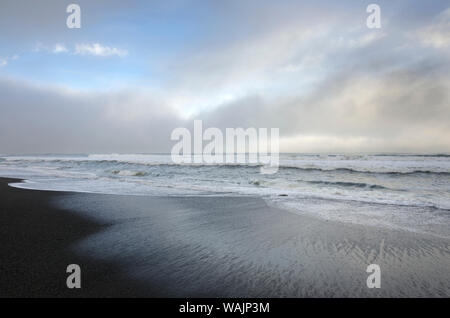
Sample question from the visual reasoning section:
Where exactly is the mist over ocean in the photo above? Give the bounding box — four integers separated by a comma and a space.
1, 153, 449, 238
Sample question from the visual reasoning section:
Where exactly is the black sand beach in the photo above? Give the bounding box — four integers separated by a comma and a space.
1, 177, 449, 297
0, 178, 149, 297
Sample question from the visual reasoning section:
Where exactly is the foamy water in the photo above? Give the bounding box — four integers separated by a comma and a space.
1, 153, 449, 237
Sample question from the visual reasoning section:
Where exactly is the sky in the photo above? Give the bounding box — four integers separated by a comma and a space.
0, 0, 449, 154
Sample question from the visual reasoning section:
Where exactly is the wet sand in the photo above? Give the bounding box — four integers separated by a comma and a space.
1, 177, 449, 297
0, 178, 149, 297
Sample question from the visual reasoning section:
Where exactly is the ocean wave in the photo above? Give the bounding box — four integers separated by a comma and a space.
306, 180, 388, 190
111, 170, 149, 177
279, 166, 450, 176
372, 153, 450, 158
2, 155, 449, 176
1, 157, 264, 168
249, 180, 261, 186
271, 193, 450, 213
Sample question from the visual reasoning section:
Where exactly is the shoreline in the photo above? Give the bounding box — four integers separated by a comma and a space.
1, 177, 449, 297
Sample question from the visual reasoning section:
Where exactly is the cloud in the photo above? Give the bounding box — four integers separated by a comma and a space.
74, 43, 128, 57
33, 43, 69, 54
344, 32, 386, 49
157, 6, 389, 115
0, 55, 19, 67
418, 8, 450, 48
198, 60, 450, 153
1, 56, 449, 154
0, 78, 182, 154
1, 1, 449, 154
53, 43, 68, 54
32, 42, 127, 57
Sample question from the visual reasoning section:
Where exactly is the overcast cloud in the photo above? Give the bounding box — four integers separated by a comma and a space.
0, 0, 449, 154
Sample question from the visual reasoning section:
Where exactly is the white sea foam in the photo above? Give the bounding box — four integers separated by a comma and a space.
1, 153, 449, 237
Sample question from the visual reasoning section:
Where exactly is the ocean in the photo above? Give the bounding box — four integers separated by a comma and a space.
1, 153, 449, 238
